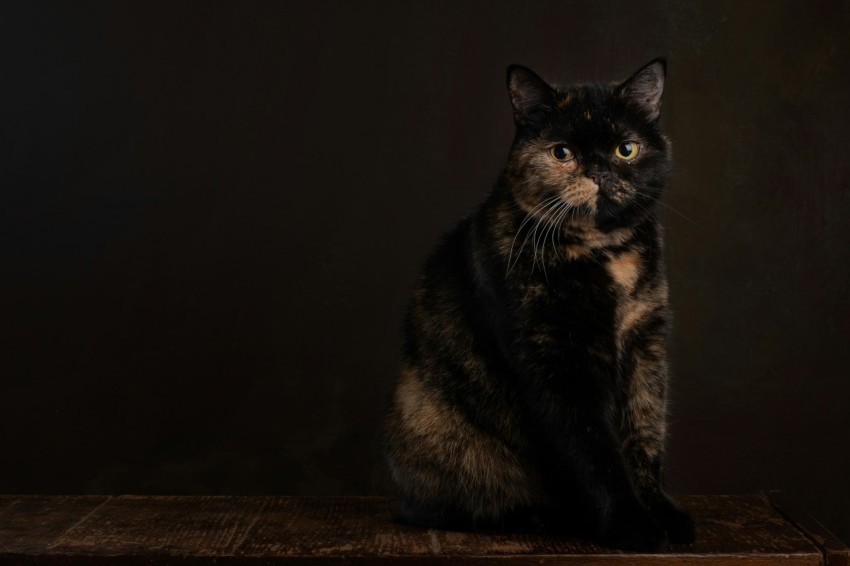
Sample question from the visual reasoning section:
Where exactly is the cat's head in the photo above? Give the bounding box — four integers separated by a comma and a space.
505, 60, 670, 231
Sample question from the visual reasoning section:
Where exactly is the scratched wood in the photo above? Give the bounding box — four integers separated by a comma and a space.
0, 494, 844, 564
0, 496, 109, 554
767, 491, 850, 566
51, 495, 271, 555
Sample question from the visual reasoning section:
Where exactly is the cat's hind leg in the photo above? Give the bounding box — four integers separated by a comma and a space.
385, 368, 542, 532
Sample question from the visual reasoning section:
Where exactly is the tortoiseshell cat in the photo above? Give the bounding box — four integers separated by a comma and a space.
384, 60, 695, 550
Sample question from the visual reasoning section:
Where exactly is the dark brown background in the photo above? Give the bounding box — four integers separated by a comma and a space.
2, 0, 848, 543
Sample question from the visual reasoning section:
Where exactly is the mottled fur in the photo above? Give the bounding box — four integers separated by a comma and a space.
384, 60, 695, 551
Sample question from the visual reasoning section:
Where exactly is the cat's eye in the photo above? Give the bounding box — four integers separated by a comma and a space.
550, 144, 574, 161
614, 141, 640, 160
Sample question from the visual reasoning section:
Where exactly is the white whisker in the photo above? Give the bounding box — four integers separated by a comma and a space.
549, 201, 573, 260
506, 194, 562, 276
533, 198, 564, 281
540, 200, 566, 263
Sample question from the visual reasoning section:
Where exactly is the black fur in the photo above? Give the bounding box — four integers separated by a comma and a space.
384, 60, 695, 551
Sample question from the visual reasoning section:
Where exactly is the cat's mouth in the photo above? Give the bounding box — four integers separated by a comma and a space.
603, 181, 635, 204
561, 176, 600, 214
516, 175, 637, 230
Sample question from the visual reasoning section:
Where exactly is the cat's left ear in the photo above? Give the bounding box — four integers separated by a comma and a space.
618, 58, 666, 121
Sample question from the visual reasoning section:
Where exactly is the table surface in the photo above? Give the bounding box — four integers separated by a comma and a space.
0, 493, 847, 565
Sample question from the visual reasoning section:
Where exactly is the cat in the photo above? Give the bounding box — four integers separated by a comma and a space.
383, 59, 695, 551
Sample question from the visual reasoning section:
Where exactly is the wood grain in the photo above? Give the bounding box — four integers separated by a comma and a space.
0, 494, 836, 564
767, 490, 850, 566
0, 496, 110, 554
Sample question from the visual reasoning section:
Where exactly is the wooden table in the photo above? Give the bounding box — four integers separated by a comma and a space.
0, 492, 847, 564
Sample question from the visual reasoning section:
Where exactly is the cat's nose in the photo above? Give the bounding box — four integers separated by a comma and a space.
589, 172, 609, 186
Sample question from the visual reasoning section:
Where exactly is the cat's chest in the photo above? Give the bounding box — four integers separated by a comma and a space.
605, 249, 643, 294
515, 249, 666, 350
603, 248, 668, 357
524, 250, 646, 303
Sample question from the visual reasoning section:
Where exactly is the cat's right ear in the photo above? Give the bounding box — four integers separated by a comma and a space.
618, 58, 666, 121
507, 65, 555, 126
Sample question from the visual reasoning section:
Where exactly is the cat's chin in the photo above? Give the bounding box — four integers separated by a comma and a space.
552, 207, 625, 235
560, 214, 598, 231
594, 201, 653, 231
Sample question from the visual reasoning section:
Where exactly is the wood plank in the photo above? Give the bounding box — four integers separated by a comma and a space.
0, 495, 829, 564
0, 496, 110, 553
50, 495, 273, 555
235, 495, 822, 564
682, 495, 820, 554
767, 490, 850, 566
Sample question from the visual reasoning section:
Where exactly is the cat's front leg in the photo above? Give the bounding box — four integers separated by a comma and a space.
621, 339, 695, 544
513, 337, 666, 551
524, 386, 666, 550
624, 441, 695, 544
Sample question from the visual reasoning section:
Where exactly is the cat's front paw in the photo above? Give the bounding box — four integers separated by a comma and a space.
601, 504, 667, 552
654, 498, 696, 544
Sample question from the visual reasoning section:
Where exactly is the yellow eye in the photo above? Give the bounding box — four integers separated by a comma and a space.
550, 144, 574, 161
615, 141, 640, 160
